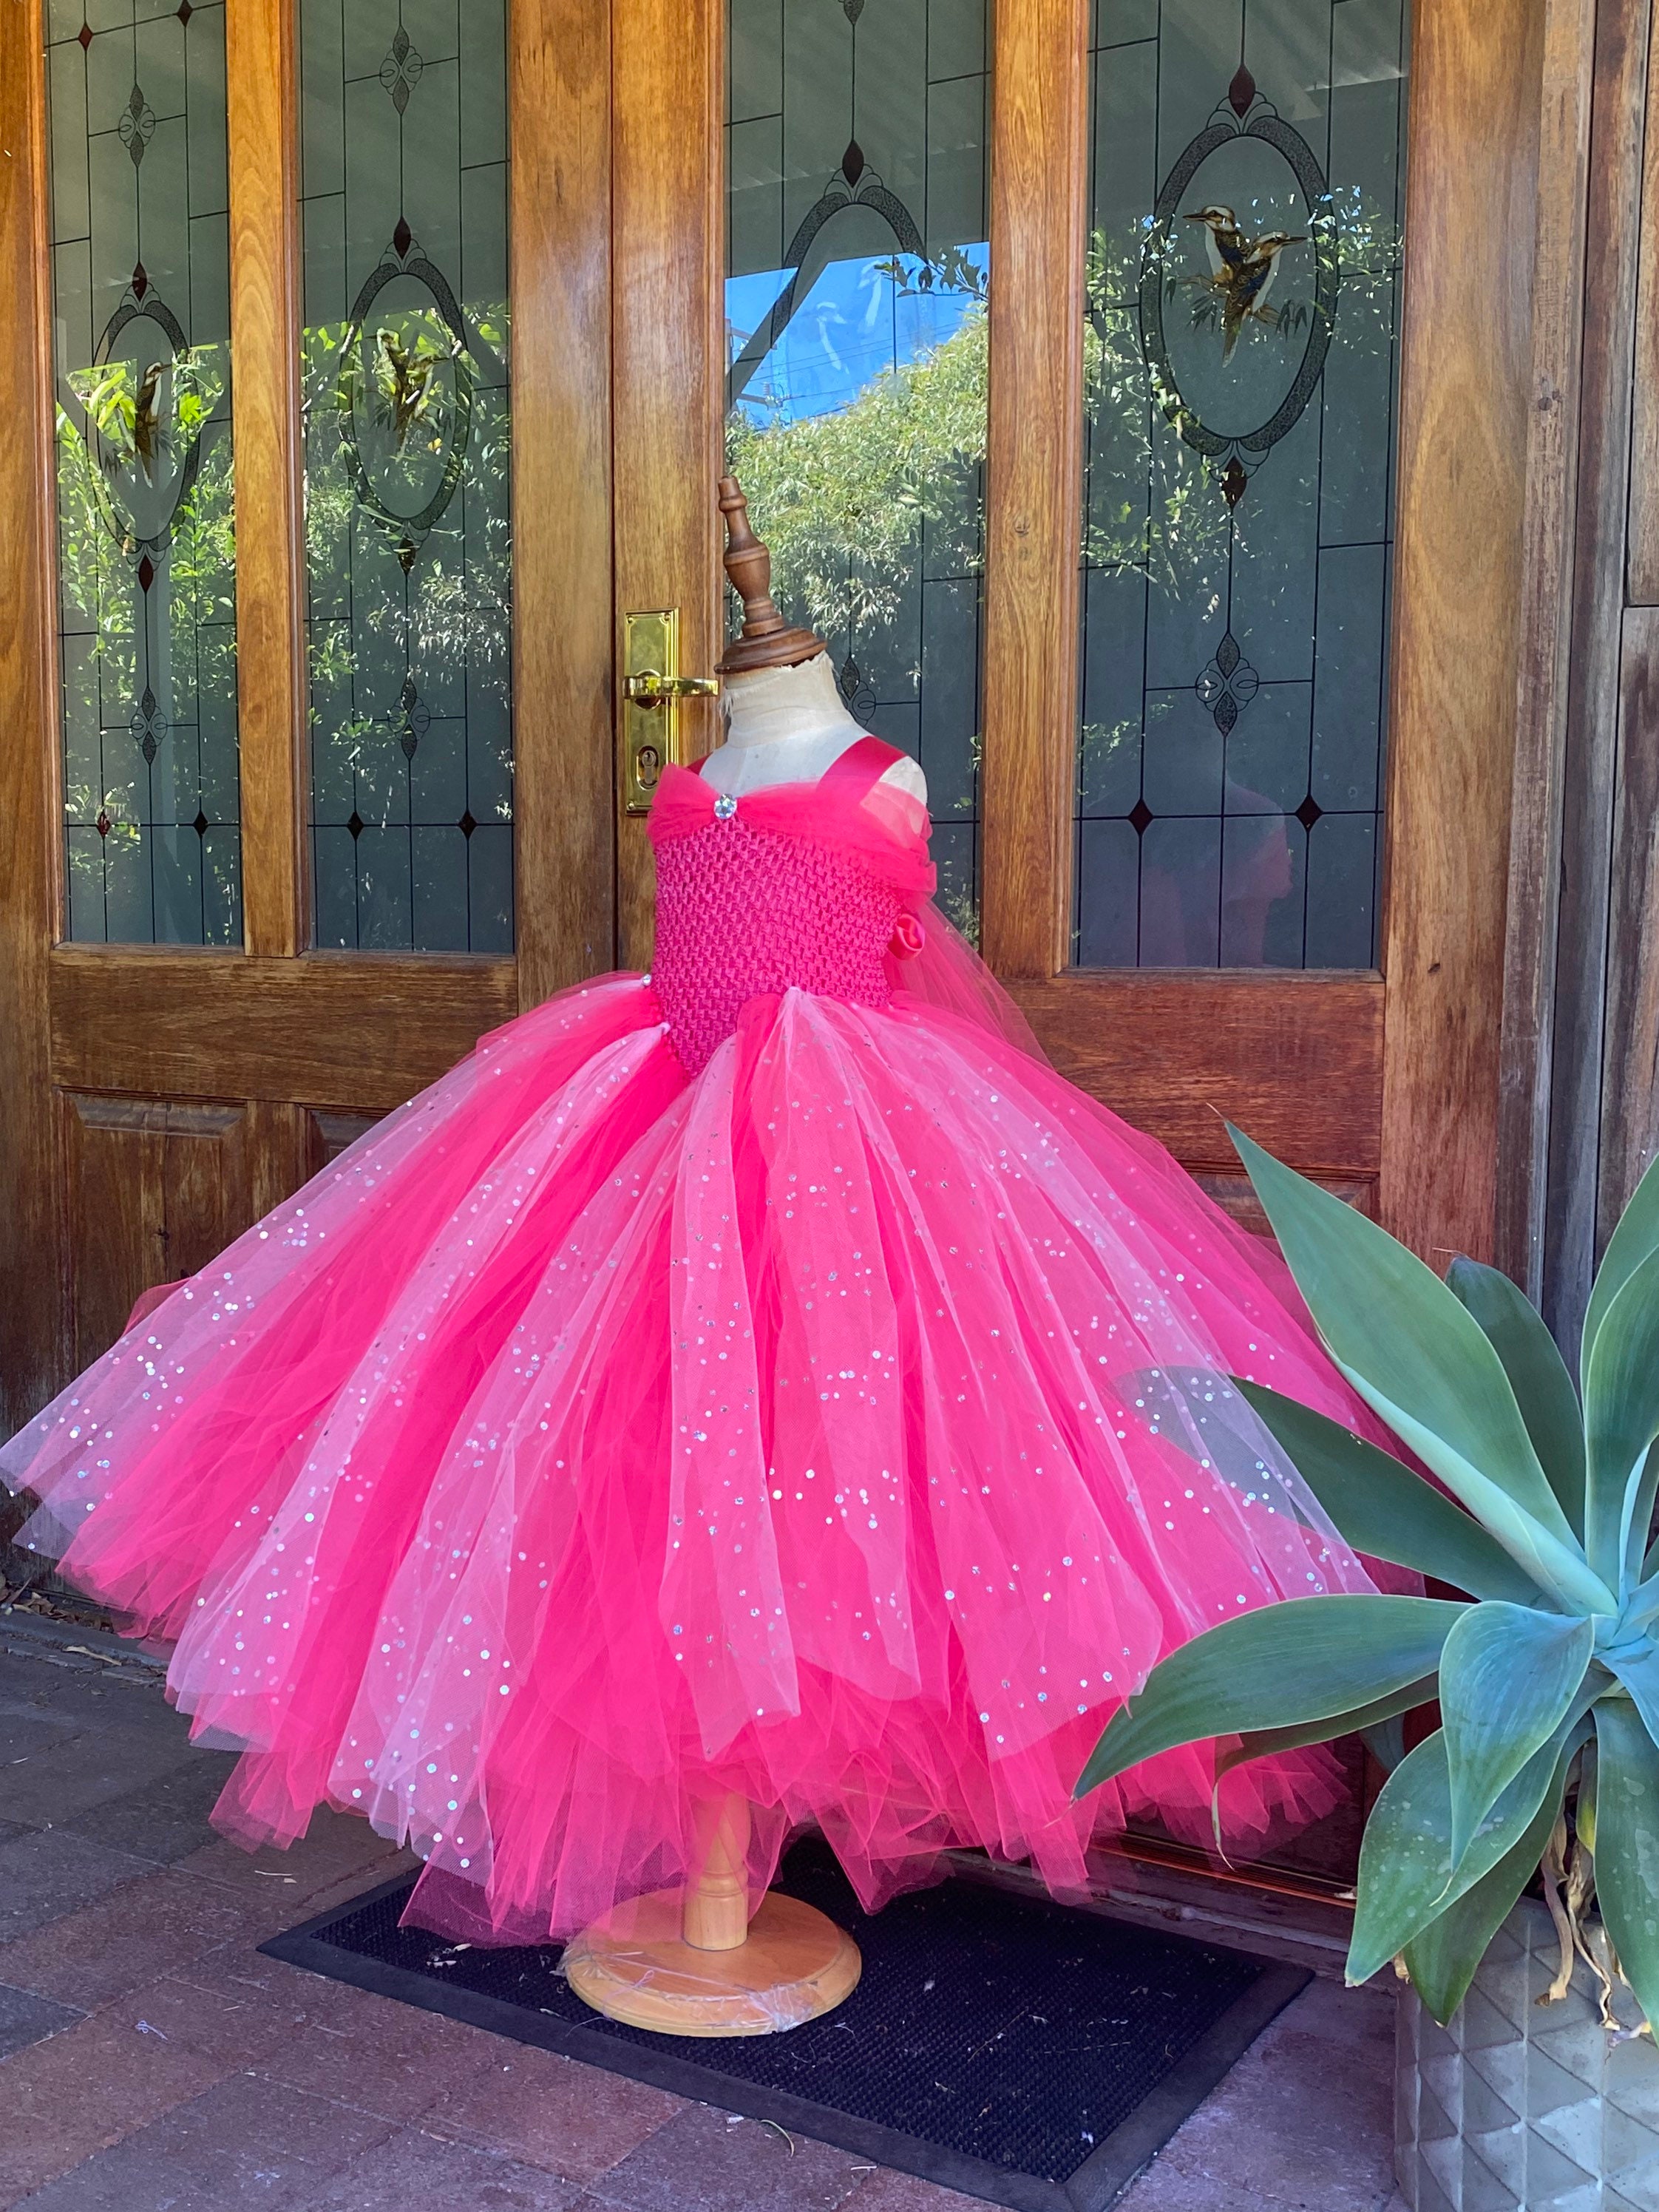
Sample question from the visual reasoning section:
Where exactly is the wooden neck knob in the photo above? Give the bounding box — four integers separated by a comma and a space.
715, 476, 828, 674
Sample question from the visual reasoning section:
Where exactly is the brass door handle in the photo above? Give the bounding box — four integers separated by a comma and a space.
624, 671, 722, 706
622, 611, 721, 812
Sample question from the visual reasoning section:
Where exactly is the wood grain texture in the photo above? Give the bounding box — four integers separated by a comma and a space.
1006, 971, 1383, 1173
1599, 605, 1659, 1234
0, 0, 68, 1431
50, 951, 516, 1112
1541, 0, 1652, 1346
245, 1097, 311, 1220
1494, 0, 1598, 1295
64, 1096, 257, 1368
1380, 0, 1546, 1266
979, 0, 1088, 981
1190, 1172, 1376, 1241
226, 0, 306, 958
511, 0, 616, 1006
611, 0, 723, 968
307, 1109, 384, 1172
1628, 10, 1659, 607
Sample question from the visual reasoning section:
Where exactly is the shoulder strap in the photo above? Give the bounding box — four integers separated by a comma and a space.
818, 733, 907, 804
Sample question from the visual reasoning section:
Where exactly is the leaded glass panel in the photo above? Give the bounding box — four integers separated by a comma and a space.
48, 0, 240, 946
726, 0, 988, 937
1075, 0, 1407, 968
300, 0, 512, 953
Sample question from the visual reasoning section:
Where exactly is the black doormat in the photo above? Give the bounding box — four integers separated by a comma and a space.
260, 1838, 1308, 2212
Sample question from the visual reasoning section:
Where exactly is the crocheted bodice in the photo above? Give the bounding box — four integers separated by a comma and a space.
647, 736, 929, 1074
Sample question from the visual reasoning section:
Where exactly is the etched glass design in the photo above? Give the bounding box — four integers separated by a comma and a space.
726, 0, 988, 937
48, 0, 240, 945
1074, 0, 1408, 969
300, 0, 512, 952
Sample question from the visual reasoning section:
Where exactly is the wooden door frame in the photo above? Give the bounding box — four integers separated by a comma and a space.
0, 3, 62, 1433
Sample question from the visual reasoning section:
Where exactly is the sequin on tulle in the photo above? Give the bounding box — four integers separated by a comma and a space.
0, 739, 1407, 1947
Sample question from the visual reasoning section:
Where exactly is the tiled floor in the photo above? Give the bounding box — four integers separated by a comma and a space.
0, 1615, 1407, 2212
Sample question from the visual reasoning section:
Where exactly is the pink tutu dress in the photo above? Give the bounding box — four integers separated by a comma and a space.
3, 736, 1380, 1941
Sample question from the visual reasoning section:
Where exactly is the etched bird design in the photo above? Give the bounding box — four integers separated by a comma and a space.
130, 360, 168, 482
370, 329, 442, 454
1184, 205, 1306, 364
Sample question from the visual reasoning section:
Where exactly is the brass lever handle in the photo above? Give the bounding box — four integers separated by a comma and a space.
621, 611, 719, 813
624, 671, 721, 707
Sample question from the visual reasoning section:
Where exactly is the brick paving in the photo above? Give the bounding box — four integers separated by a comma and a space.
0, 1615, 1405, 2211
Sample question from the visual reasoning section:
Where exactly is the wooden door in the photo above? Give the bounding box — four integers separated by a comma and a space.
605, 0, 1544, 1271
0, 0, 1544, 1432
0, 0, 614, 1436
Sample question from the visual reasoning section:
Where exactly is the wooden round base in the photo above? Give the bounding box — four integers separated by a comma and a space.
564, 1887, 861, 2037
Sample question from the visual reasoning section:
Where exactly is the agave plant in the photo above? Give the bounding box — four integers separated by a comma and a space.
1077, 1127, 1659, 2032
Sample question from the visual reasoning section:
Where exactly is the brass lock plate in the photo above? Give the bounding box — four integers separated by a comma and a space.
622, 608, 683, 813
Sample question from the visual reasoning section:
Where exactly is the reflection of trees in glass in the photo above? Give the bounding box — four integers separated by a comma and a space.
725, 293, 987, 644
302, 304, 510, 835
725, 253, 988, 941
726, 187, 1400, 693
1079, 190, 1401, 793
55, 338, 238, 940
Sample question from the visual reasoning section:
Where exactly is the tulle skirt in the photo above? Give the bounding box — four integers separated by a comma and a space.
2, 971, 1379, 1940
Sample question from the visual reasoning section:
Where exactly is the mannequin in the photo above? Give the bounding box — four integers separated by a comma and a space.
698, 479, 928, 808
702, 654, 929, 804
560, 480, 880, 2037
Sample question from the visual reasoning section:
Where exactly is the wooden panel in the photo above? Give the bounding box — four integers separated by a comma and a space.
50, 950, 515, 1112
245, 1099, 311, 1222
611, 0, 722, 968
1599, 605, 1659, 1231
1006, 971, 1383, 1173
0, 4, 67, 1433
1627, 7, 1659, 606
307, 1109, 384, 1173
1380, 0, 1546, 1266
1191, 1173, 1376, 1240
511, 0, 616, 1006
64, 1097, 257, 1368
226, 0, 306, 958
1541, 0, 1652, 1345
979, 0, 1088, 981
1494, 0, 1598, 1295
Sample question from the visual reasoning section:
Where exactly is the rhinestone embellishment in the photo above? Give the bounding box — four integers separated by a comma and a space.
713, 793, 738, 820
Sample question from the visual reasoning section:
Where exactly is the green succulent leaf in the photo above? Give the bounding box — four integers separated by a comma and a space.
1362, 1714, 1409, 1773
1347, 1722, 1579, 1987
1447, 1256, 1586, 1538
1230, 1128, 1575, 1541
1229, 1127, 1616, 1620
1602, 1645, 1659, 1751
1209, 1677, 1436, 1855
1400, 1737, 1575, 2026
1577, 1737, 1598, 1855
1074, 1595, 1468, 1801
1582, 1148, 1659, 1387
1234, 1381, 1543, 1604
1590, 1698, 1659, 2033
1215, 1675, 1439, 1784
1439, 1602, 1594, 1865
1582, 1244, 1659, 1590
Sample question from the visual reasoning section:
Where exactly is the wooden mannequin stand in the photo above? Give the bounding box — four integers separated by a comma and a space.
563, 481, 863, 2038
563, 1794, 861, 2035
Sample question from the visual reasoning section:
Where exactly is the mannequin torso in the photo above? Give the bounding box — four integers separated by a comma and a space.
699, 654, 929, 806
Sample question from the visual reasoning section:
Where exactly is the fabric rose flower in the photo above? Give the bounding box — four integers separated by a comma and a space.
888, 910, 926, 960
